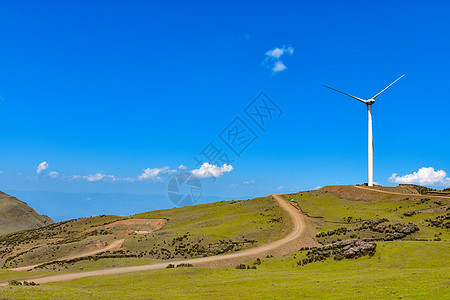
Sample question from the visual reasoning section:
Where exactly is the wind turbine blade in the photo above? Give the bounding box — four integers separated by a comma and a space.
322, 85, 366, 103
372, 74, 405, 99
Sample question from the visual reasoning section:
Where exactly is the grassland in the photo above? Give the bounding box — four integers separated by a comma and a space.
0, 241, 448, 299
0, 186, 448, 299
0, 196, 289, 271
124, 196, 290, 255
286, 185, 449, 242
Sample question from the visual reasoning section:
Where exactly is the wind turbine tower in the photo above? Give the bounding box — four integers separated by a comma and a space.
323, 75, 404, 187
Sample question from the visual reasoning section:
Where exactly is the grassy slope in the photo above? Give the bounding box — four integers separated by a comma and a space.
0, 215, 127, 268
1, 196, 289, 270
124, 197, 290, 252
0, 186, 448, 299
0, 191, 54, 235
290, 185, 449, 241
0, 241, 448, 299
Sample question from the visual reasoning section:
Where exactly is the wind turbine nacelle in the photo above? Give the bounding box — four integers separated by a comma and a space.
366, 99, 375, 105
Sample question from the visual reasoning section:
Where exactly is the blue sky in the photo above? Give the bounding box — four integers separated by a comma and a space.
1, 1, 449, 219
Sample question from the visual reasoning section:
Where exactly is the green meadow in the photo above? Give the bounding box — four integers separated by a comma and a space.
1, 186, 448, 299
0, 241, 448, 299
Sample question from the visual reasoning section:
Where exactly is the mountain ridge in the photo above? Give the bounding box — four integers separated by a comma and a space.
0, 190, 54, 235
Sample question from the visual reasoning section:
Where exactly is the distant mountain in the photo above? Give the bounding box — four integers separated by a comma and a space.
0, 191, 54, 235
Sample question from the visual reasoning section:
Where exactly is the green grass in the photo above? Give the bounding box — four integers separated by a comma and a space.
1, 187, 448, 299
1, 196, 290, 270
289, 188, 450, 241
133, 196, 289, 242
0, 257, 160, 282
124, 197, 290, 254
0, 215, 126, 268
0, 241, 448, 299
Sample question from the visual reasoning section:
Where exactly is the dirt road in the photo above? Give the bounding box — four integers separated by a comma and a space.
0, 194, 305, 285
10, 239, 125, 272
355, 185, 450, 199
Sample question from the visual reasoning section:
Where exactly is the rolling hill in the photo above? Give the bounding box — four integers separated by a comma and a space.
0, 191, 54, 235
0, 185, 448, 299
0, 196, 292, 272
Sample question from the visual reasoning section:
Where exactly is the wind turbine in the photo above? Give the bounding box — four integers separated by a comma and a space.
323, 75, 404, 187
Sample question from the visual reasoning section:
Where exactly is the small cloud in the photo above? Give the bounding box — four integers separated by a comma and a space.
48, 171, 59, 178
191, 163, 233, 178
83, 173, 116, 182
277, 185, 284, 190
389, 167, 450, 187
138, 166, 175, 181
37, 162, 49, 174
314, 186, 322, 190
263, 45, 294, 74
265, 46, 294, 59
243, 180, 255, 185
272, 61, 287, 73
178, 164, 188, 170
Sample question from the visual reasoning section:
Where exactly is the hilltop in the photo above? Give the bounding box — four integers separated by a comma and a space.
0, 191, 54, 235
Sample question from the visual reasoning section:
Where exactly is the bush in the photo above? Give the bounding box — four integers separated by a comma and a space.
8, 280, 22, 286
176, 263, 193, 268
298, 239, 377, 266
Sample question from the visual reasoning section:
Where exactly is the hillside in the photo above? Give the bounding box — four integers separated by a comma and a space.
0, 186, 448, 299
0, 196, 291, 271
0, 191, 54, 236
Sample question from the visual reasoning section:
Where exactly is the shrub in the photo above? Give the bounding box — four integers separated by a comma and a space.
298, 239, 376, 266
8, 280, 22, 286
176, 263, 193, 268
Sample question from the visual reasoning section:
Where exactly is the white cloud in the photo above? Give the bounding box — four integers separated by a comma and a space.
314, 186, 322, 190
243, 180, 255, 185
43, 165, 180, 182
389, 167, 450, 187
178, 164, 188, 170
83, 173, 116, 182
37, 161, 49, 174
265, 46, 294, 59
264, 45, 294, 74
48, 171, 59, 178
191, 163, 233, 178
277, 185, 284, 191
272, 61, 287, 73
138, 166, 176, 181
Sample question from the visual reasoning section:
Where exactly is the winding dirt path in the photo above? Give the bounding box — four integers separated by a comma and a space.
10, 239, 125, 272
355, 185, 450, 199
0, 194, 305, 285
